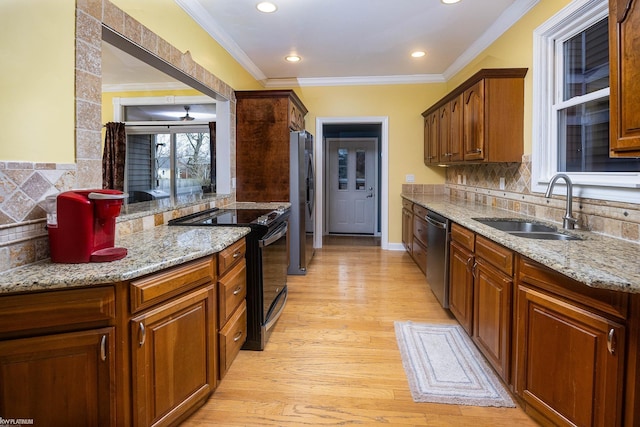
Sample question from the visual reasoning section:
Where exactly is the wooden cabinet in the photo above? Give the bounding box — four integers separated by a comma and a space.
609, 0, 640, 156
217, 238, 247, 379
128, 257, 217, 427
447, 225, 513, 383
423, 111, 439, 165
515, 257, 627, 427
411, 204, 428, 274
422, 68, 527, 164
473, 236, 514, 382
448, 223, 475, 335
442, 94, 464, 163
130, 286, 216, 427
401, 199, 413, 253
235, 90, 308, 202
0, 287, 116, 426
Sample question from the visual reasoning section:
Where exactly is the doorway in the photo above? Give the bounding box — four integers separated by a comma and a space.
316, 119, 388, 249
326, 137, 378, 235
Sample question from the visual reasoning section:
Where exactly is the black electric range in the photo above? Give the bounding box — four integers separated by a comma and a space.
168, 206, 290, 350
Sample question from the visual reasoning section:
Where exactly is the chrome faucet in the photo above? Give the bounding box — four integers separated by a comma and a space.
545, 173, 577, 230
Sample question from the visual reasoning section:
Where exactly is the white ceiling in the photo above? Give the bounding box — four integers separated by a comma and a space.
102, 0, 539, 90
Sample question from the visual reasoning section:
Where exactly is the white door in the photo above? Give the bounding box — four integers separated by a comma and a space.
327, 138, 377, 234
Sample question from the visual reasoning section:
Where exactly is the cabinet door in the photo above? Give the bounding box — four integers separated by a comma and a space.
516, 285, 625, 427
131, 286, 216, 427
463, 80, 485, 161
449, 94, 464, 162
473, 258, 512, 382
609, 0, 640, 156
438, 105, 450, 163
449, 240, 474, 335
423, 112, 439, 165
0, 328, 115, 427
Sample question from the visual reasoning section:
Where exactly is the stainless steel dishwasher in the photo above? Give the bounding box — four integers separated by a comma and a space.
425, 210, 450, 308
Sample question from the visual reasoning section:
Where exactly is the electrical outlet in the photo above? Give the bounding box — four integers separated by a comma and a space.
457, 175, 462, 184
462, 175, 467, 185
405, 174, 415, 183
499, 177, 506, 190
231, 177, 236, 189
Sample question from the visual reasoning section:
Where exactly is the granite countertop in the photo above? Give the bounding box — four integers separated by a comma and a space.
1, 226, 250, 295
403, 193, 640, 294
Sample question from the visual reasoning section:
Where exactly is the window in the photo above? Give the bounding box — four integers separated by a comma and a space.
532, 0, 640, 203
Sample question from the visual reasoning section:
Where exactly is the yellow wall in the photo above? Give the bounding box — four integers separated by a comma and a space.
0, 0, 75, 163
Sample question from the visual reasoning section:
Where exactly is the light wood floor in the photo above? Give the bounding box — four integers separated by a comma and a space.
183, 241, 538, 426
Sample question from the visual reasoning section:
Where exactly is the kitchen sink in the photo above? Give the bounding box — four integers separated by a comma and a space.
473, 218, 557, 233
473, 218, 582, 241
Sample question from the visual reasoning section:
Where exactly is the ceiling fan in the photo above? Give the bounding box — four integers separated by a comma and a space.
180, 105, 195, 121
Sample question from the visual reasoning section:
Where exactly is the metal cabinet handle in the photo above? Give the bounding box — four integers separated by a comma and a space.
232, 251, 241, 259
607, 328, 616, 354
466, 256, 474, 273
233, 286, 243, 295
139, 322, 146, 347
472, 261, 478, 279
233, 331, 243, 342
100, 335, 107, 361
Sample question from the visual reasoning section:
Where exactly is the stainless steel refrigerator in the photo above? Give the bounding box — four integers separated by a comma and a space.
288, 130, 315, 275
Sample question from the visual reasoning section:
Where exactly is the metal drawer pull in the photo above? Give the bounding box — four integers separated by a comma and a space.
233, 331, 243, 342
100, 335, 107, 361
233, 251, 241, 259
233, 286, 243, 295
607, 328, 616, 354
466, 257, 474, 272
139, 322, 146, 346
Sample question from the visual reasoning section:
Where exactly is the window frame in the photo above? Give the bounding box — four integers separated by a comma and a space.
531, 0, 640, 203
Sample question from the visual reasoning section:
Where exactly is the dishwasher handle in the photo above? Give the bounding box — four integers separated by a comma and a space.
425, 215, 447, 230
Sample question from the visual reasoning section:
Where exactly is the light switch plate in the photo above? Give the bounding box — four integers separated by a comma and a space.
499, 177, 506, 190
405, 174, 415, 183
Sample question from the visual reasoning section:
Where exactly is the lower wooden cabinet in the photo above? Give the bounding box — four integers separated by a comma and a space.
0, 327, 116, 426
401, 200, 413, 253
515, 258, 627, 427
130, 286, 216, 427
473, 257, 512, 382
448, 236, 474, 335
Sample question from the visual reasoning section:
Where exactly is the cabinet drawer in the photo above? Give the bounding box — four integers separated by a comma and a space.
413, 204, 428, 218
0, 286, 115, 338
402, 199, 413, 210
219, 300, 247, 379
218, 238, 246, 275
129, 257, 215, 313
518, 256, 628, 320
476, 235, 513, 276
413, 216, 428, 247
451, 223, 475, 251
218, 259, 247, 325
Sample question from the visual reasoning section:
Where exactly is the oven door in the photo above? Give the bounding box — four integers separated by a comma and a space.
259, 221, 289, 338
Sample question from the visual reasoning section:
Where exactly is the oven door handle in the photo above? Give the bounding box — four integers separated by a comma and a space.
259, 222, 288, 248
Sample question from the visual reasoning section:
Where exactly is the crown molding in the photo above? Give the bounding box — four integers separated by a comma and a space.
263, 74, 446, 88
102, 81, 191, 93
175, 0, 267, 83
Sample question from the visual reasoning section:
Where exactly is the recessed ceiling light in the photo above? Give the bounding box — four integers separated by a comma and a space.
285, 55, 301, 63
256, 2, 277, 13
411, 51, 426, 58
441, 0, 461, 4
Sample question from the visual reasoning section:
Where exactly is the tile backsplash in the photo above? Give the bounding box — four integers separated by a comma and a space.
404, 156, 640, 244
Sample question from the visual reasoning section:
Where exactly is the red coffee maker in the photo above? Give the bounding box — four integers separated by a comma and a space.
46, 189, 128, 263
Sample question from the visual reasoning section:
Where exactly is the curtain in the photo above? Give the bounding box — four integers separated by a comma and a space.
102, 122, 126, 191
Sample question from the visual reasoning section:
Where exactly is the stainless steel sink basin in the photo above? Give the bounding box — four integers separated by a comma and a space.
472, 218, 582, 241
508, 231, 582, 241
473, 218, 557, 233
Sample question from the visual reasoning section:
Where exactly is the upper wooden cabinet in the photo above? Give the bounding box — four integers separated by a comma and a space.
422, 68, 527, 165
423, 111, 439, 165
609, 0, 640, 156
235, 90, 308, 202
